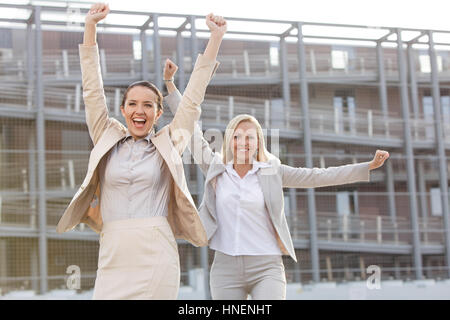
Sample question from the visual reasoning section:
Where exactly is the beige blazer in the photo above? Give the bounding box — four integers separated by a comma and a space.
165, 90, 371, 261
56, 44, 219, 247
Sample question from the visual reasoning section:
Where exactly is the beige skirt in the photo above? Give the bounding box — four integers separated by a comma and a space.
92, 216, 180, 300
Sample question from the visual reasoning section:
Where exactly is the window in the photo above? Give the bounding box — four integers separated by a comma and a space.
331, 50, 348, 70
334, 90, 356, 135
270, 44, 279, 67
423, 96, 450, 139
430, 187, 450, 216
423, 96, 434, 139
133, 40, 142, 60
431, 188, 442, 216
419, 55, 443, 73
337, 191, 357, 216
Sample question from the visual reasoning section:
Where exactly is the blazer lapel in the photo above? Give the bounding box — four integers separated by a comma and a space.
257, 169, 275, 219
151, 126, 186, 189
89, 124, 126, 169
202, 156, 226, 219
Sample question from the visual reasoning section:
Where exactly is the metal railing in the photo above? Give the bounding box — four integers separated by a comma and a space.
2, 46, 450, 80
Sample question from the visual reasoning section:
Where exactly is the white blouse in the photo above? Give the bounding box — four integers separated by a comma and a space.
209, 161, 282, 256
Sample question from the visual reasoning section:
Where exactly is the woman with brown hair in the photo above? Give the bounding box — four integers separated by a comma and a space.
56, 3, 227, 299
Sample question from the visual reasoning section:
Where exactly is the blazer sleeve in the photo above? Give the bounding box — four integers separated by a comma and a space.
165, 89, 215, 176
168, 54, 219, 156
280, 162, 371, 188
79, 44, 112, 145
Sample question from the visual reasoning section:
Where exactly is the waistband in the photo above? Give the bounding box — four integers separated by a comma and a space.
102, 216, 169, 232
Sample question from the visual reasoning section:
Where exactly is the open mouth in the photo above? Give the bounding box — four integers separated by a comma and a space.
132, 118, 146, 129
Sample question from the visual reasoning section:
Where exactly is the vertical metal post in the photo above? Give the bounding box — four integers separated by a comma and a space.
288, 156, 300, 283
180, 22, 190, 189
152, 13, 162, 90
140, 28, 149, 81
297, 22, 320, 283
190, 16, 198, 72
386, 159, 397, 224
189, 16, 210, 298
26, 20, 34, 109
196, 165, 209, 299
407, 44, 420, 139
428, 30, 450, 277
28, 132, 37, 228
376, 42, 389, 136
396, 29, 423, 279
417, 160, 428, 244
280, 36, 291, 125
176, 29, 186, 91
34, 6, 48, 294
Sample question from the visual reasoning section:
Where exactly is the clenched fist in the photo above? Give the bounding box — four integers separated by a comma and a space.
85, 2, 110, 25
163, 59, 178, 81
206, 13, 227, 38
369, 150, 390, 170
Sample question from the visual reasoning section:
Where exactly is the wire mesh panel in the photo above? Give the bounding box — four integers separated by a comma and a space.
0, 4, 450, 299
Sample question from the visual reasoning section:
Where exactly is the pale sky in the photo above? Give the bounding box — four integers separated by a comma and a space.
106, 0, 450, 31
3, 0, 450, 31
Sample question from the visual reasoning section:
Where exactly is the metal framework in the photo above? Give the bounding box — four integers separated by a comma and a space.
0, 2, 449, 295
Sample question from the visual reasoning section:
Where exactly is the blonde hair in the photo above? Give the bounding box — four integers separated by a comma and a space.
222, 114, 272, 164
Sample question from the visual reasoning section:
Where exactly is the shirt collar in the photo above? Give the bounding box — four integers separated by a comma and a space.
225, 160, 271, 176
122, 129, 154, 144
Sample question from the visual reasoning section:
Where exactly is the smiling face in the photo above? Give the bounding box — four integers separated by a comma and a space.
230, 120, 259, 164
120, 85, 163, 140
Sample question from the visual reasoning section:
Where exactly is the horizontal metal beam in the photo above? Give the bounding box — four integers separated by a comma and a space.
293, 238, 445, 255
1, 3, 449, 41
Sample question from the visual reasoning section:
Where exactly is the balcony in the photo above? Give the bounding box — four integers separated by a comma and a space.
2, 47, 450, 84
1, 84, 449, 148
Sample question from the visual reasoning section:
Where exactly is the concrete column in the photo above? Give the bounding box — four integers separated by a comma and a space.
396, 29, 423, 279
176, 30, 186, 91
288, 156, 300, 283
376, 42, 390, 136
140, 28, 149, 81
280, 36, 291, 110
26, 20, 34, 109
34, 6, 48, 294
297, 22, 320, 283
152, 13, 162, 90
189, 17, 210, 298
190, 16, 198, 70
428, 30, 450, 277
386, 159, 397, 224
407, 44, 420, 139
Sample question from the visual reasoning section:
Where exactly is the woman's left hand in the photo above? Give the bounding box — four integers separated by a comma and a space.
206, 13, 227, 38
369, 150, 390, 170
163, 59, 178, 81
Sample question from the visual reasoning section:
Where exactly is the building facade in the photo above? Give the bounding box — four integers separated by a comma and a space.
0, 3, 449, 296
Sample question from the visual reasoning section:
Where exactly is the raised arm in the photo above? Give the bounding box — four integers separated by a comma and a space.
281, 150, 389, 188
168, 14, 226, 155
164, 60, 215, 175
81, 3, 111, 145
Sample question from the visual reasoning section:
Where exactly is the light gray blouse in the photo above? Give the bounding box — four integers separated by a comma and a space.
98, 130, 171, 222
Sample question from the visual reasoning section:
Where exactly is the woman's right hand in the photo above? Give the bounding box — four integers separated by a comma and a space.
85, 2, 110, 25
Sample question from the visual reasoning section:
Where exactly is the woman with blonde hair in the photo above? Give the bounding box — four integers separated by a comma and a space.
56, 3, 227, 299
163, 60, 389, 300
